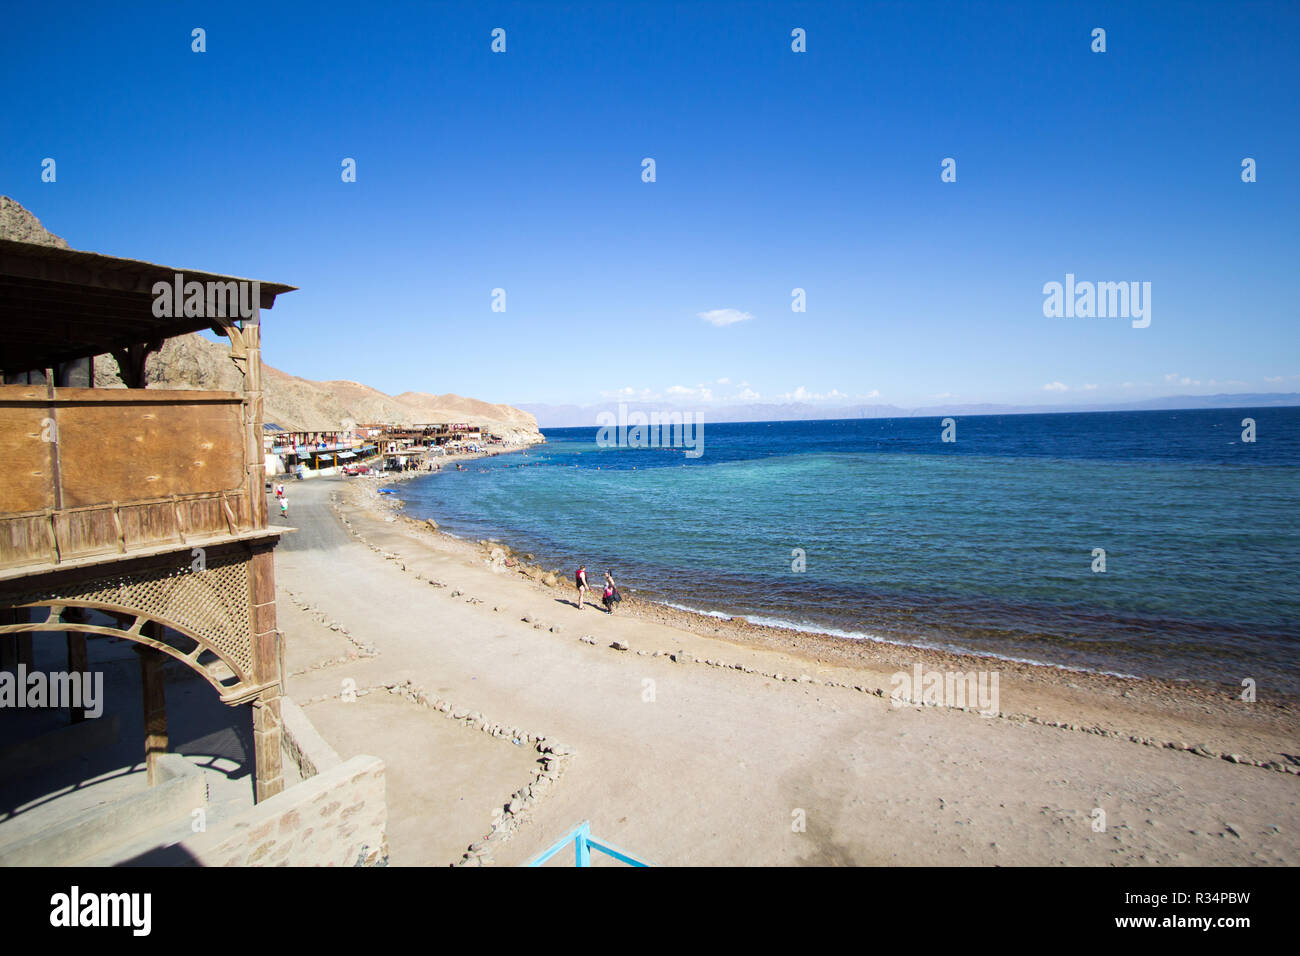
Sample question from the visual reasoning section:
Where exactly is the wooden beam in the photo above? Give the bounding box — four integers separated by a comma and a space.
66, 625, 88, 723
136, 632, 168, 785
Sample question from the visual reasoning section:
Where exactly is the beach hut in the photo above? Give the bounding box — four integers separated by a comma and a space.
0, 237, 296, 802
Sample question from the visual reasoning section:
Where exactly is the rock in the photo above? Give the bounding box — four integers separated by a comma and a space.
550, 625, 562, 633
541, 572, 558, 587
1224, 823, 1242, 838
425, 518, 439, 531
610, 640, 629, 651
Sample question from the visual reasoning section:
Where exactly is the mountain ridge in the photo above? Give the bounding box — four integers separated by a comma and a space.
0, 197, 541, 441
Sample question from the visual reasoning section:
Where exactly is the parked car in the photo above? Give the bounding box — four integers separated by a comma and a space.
342, 463, 372, 476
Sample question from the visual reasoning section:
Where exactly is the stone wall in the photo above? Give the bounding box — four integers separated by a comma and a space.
178, 754, 388, 866
281, 695, 342, 779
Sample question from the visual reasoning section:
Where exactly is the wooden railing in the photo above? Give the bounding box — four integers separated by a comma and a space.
0, 385, 258, 572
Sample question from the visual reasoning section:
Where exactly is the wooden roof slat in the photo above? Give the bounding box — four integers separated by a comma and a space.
0, 239, 296, 375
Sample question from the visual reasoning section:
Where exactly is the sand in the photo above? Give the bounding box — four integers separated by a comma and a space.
271, 465, 1300, 866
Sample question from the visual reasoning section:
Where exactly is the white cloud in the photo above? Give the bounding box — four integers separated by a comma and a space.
698, 308, 753, 327
1164, 373, 1202, 387
1081, 383, 1098, 391
716, 377, 731, 385
665, 384, 714, 402
1042, 382, 1069, 392
780, 386, 850, 402
735, 388, 760, 401
599, 386, 658, 401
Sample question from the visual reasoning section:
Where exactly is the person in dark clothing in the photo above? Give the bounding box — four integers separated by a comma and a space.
602, 570, 621, 613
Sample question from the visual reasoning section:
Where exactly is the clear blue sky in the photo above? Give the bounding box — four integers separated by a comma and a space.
4, 1, 1297, 409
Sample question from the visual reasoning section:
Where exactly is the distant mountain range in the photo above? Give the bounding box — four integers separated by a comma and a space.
519, 394, 1300, 429
93, 331, 542, 439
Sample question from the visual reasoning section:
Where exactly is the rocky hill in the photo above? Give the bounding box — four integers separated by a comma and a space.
2, 197, 542, 442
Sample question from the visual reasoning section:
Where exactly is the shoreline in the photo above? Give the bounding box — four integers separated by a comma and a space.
332, 463, 1299, 775
268, 468, 1300, 867
371, 447, 1300, 712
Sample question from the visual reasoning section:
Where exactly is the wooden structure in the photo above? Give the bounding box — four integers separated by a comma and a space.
0, 238, 296, 801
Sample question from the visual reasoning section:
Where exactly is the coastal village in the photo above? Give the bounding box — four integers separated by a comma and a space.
3, 197, 1298, 869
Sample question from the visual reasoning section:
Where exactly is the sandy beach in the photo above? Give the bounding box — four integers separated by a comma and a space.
269, 462, 1300, 866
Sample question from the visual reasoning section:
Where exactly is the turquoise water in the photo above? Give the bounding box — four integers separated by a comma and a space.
400, 409, 1300, 693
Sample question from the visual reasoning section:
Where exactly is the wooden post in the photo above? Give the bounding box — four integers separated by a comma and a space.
137, 630, 168, 785
66, 629, 88, 723
252, 690, 284, 802
249, 543, 283, 800
241, 311, 268, 530
0, 607, 26, 672
15, 633, 33, 671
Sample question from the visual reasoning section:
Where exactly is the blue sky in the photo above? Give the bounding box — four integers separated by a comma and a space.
3, 1, 1297, 410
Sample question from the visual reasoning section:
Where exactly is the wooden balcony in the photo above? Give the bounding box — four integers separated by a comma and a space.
0, 384, 271, 580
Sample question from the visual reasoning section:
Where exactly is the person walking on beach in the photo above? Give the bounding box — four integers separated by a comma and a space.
575, 565, 589, 609
602, 570, 620, 613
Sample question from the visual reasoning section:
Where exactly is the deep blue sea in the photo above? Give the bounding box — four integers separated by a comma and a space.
399, 408, 1300, 694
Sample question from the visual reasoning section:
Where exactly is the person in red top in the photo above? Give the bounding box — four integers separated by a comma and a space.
602, 570, 620, 613
575, 565, 589, 609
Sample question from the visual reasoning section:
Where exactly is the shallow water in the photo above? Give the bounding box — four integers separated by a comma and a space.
400, 408, 1300, 693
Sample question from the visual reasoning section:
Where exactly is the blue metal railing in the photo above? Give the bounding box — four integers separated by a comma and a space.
525, 821, 654, 867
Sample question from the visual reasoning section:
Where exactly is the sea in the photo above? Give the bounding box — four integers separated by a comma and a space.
398, 408, 1300, 695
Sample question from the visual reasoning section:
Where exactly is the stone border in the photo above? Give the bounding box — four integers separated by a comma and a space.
333, 497, 1299, 779
282, 587, 378, 675
298, 680, 575, 866
576, 640, 1300, 777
